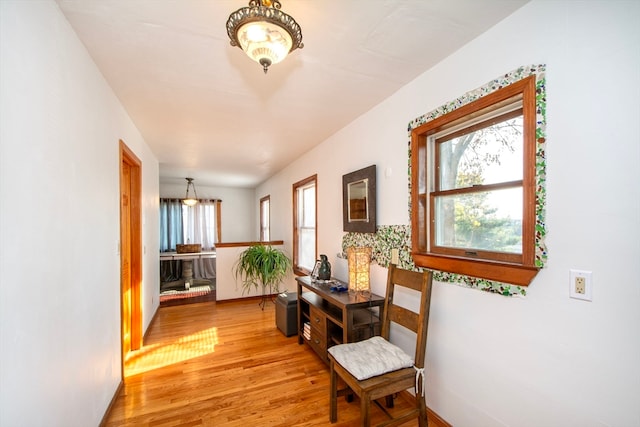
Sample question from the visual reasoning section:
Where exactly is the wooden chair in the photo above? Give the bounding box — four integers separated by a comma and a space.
328, 264, 434, 427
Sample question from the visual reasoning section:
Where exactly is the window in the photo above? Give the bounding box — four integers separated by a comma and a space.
260, 195, 270, 241
159, 198, 221, 251
293, 175, 317, 275
411, 75, 538, 286
182, 200, 220, 249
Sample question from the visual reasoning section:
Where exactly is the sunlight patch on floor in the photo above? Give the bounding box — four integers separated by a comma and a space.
125, 327, 219, 376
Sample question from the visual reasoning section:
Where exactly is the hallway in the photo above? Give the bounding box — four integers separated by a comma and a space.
103, 298, 420, 426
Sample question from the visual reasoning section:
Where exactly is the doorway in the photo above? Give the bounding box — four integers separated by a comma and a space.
119, 140, 142, 372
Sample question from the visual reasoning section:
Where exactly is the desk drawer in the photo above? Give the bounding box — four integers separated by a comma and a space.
307, 327, 327, 362
309, 305, 326, 336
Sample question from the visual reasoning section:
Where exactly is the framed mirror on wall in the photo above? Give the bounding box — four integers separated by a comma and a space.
342, 165, 376, 233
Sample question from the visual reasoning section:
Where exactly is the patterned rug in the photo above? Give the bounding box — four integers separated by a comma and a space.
160, 284, 213, 302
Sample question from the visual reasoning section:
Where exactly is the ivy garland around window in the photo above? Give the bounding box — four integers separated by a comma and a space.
341, 64, 547, 297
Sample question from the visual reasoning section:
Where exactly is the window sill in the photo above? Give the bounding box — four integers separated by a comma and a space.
294, 268, 311, 277
412, 253, 539, 286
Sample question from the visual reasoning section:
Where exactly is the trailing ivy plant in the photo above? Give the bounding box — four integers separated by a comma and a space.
233, 244, 292, 307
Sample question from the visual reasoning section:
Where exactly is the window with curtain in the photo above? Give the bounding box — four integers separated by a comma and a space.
160, 198, 220, 251
159, 198, 221, 281
159, 198, 184, 252
183, 199, 219, 250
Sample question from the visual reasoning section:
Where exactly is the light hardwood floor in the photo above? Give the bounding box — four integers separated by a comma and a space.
103, 298, 422, 426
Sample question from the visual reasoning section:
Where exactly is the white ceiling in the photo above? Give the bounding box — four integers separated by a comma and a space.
56, 0, 529, 188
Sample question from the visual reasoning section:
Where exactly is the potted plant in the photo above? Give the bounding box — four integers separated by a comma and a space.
233, 244, 292, 309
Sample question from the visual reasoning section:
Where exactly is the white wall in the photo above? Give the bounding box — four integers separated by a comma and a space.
160, 183, 255, 242
257, 1, 640, 426
0, 1, 159, 426
215, 244, 296, 301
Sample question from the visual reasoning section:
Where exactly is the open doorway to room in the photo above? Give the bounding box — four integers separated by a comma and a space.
119, 140, 142, 372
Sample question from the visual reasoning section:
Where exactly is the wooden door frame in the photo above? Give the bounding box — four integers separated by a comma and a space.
119, 140, 142, 371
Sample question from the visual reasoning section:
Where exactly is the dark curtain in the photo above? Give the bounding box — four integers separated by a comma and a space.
159, 198, 183, 252
160, 198, 184, 283
160, 260, 183, 283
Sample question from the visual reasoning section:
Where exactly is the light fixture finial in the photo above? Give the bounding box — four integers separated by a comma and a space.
226, 0, 304, 74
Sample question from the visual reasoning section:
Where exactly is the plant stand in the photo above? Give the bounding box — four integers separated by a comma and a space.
259, 284, 277, 310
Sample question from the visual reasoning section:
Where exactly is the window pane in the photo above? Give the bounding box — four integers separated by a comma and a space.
299, 228, 315, 271
438, 117, 523, 191
182, 202, 217, 248
260, 198, 269, 241
302, 186, 315, 226
434, 187, 522, 254
295, 179, 316, 272
261, 199, 269, 227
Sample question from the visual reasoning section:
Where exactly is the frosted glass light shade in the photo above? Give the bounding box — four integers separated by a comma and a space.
182, 178, 198, 206
237, 21, 293, 68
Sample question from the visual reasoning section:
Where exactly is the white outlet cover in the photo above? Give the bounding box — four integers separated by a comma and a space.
570, 269, 593, 301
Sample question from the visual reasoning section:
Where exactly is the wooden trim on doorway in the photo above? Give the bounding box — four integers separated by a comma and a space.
119, 140, 142, 374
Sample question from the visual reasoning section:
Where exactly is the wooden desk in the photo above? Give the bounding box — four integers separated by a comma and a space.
296, 276, 385, 364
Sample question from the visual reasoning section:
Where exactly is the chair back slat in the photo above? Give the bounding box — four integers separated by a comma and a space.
380, 264, 433, 368
387, 305, 419, 333
389, 267, 424, 292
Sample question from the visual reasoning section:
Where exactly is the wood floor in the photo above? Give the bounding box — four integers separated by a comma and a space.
103, 298, 421, 426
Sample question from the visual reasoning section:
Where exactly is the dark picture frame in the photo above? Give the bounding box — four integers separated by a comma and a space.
342, 165, 376, 233
311, 260, 322, 279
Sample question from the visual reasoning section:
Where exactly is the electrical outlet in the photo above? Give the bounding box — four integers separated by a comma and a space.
570, 269, 592, 301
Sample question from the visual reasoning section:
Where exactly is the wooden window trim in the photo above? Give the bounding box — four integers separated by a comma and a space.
292, 175, 317, 276
410, 75, 539, 286
216, 201, 222, 244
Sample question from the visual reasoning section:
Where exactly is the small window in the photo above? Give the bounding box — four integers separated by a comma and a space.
411, 75, 538, 286
293, 175, 317, 275
260, 195, 270, 241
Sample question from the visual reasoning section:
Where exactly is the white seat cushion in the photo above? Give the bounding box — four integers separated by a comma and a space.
328, 336, 414, 381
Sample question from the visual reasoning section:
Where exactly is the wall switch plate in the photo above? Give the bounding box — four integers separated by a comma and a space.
570, 269, 592, 301
391, 248, 399, 265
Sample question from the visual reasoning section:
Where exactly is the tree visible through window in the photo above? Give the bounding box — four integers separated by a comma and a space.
434, 111, 523, 262
411, 75, 539, 286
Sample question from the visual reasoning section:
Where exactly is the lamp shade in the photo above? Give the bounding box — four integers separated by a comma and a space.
347, 247, 372, 296
182, 178, 198, 206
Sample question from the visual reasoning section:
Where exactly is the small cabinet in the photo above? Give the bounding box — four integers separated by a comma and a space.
296, 276, 385, 364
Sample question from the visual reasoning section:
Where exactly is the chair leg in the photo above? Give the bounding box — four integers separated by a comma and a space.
417, 393, 428, 427
329, 361, 338, 423
385, 394, 394, 408
360, 392, 371, 427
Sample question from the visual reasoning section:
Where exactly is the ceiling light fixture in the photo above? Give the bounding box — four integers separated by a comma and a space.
226, 0, 304, 74
182, 178, 198, 206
